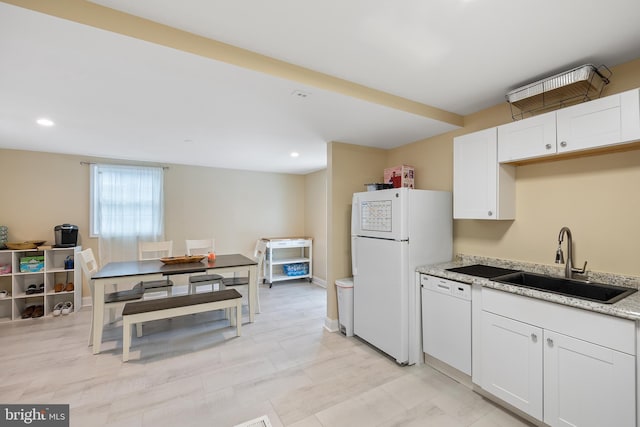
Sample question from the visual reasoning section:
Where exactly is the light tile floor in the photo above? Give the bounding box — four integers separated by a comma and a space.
0, 280, 533, 427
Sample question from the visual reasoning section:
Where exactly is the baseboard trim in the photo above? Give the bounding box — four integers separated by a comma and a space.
82, 296, 92, 307
324, 317, 339, 332
312, 276, 326, 288
424, 353, 471, 387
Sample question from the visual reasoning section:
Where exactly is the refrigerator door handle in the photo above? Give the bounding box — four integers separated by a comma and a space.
351, 236, 358, 276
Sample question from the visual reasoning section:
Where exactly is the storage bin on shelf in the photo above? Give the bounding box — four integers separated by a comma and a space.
19, 256, 44, 273
282, 263, 309, 276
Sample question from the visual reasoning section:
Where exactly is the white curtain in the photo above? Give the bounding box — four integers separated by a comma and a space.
91, 164, 164, 266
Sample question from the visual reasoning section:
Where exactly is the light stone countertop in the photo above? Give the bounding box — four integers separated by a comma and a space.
417, 254, 640, 321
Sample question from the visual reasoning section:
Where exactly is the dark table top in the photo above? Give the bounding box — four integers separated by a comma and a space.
93, 253, 257, 280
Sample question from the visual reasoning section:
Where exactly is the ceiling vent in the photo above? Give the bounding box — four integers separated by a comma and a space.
291, 89, 311, 99
233, 415, 273, 427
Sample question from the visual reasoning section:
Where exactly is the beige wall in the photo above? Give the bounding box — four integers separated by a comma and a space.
304, 169, 327, 284
0, 150, 91, 245
0, 149, 307, 296
163, 164, 304, 256
327, 142, 387, 322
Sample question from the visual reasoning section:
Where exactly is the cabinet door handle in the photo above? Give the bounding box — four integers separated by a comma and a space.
487, 211, 493, 217
531, 333, 537, 342
560, 141, 567, 148
545, 143, 552, 150
547, 338, 554, 347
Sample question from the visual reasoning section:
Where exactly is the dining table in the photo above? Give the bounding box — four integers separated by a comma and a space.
90, 254, 258, 354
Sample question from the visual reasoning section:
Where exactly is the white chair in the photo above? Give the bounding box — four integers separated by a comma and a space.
221, 239, 267, 312
78, 248, 144, 346
138, 241, 174, 295
185, 239, 224, 294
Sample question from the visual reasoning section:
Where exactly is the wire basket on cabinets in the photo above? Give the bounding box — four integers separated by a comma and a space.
506, 64, 611, 120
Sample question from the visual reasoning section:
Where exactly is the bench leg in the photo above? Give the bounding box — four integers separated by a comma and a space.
123, 318, 132, 362
235, 301, 242, 337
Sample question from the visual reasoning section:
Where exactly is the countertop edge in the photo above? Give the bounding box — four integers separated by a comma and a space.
417, 255, 640, 322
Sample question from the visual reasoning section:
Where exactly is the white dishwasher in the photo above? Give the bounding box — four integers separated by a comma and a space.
421, 274, 471, 375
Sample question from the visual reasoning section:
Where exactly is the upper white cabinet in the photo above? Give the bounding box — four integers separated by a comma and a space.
498, 111, 557, 162
455, 87, 640, 219
556, 91, 624, 153
621, 88, 640, 140
498, 88, 640, 162
453, 128, 515, 220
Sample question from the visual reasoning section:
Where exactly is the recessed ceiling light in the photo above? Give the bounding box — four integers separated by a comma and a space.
290, 152, 300, 158
36, 118, 55, 127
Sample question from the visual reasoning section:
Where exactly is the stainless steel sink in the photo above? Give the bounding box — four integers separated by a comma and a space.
493, 271, 637, 304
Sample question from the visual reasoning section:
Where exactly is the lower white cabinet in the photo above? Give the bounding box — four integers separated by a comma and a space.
477, 289, 636, 427
544, 330, 635, 427
480, 311, 543, 419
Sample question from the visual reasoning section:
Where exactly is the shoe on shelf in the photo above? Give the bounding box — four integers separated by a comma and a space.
53, 302, 64, 317
35, 283, 45, 294
54, 283, 64, 293
61, 301, 73, 315
0, 290, 8, 299
21, 305, 36, 319
25, 284, 37, 295
31, 305, 44, 318
64, 283, 74, 292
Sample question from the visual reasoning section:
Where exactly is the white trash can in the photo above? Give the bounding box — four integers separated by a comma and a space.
335, 277, 354, 337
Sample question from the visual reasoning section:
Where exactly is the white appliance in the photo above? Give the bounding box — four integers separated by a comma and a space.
420, 274, 471, 374
351, 188, 452, 365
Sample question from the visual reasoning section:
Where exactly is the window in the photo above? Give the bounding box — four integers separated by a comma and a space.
90, 164, 164, 238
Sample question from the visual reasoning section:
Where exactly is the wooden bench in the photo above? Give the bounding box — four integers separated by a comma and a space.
122, 289, 243, 362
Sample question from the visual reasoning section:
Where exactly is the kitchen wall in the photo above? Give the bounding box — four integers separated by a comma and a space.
0, 149, 314, 297
389, 57, 640, 276
325, 57, 640, 322
304, 169, 327, 286
326, 142, 387, 327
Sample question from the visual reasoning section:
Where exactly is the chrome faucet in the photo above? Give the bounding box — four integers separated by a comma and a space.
555, 226, 587, 279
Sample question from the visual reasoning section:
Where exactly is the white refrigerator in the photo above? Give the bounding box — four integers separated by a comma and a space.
351, 188, 452, 365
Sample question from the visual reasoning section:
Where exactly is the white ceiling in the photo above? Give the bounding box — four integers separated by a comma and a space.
1, 1, 640, 174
